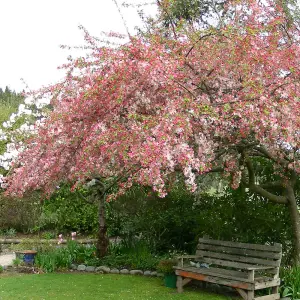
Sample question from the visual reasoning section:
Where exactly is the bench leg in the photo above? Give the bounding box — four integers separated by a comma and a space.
177, 276, 183, 293
247, 290, 254, 300
236, 288, 248, 300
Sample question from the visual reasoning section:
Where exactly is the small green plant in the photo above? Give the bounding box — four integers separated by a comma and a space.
157, 259, 177, 275
4, 228, 16, 237
280, 266, 300, 300
0, 265, 4, 273
41, 231, 55, 240
12, 258, 22, 267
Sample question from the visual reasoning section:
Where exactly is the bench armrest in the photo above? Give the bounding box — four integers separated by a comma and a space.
176, 255, 203, 267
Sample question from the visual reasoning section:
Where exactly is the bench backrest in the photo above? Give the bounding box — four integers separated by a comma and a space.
196, 238, 282, 269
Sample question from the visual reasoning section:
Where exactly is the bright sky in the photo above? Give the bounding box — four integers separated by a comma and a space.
0, 0, 156, 93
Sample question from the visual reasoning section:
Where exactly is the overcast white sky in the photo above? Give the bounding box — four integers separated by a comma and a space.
0, 0, 156, 92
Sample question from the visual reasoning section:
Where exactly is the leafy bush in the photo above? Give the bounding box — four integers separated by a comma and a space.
107, 183, 292, 261
157, 259, 177, 275
95, 239, 161, 270
12, 258, 22, 267
37, 185, 98, 234
280, 266, 300, 299
0, 265, 3, 273
0, 194, 41, 233
34, 241, 97, 272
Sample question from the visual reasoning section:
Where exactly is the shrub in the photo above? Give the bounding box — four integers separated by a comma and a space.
12, 258, 22, 267
37, 185, 98, 234
157, 259, 177, 275
0, 265, 3, 273
34, 241, 97, 272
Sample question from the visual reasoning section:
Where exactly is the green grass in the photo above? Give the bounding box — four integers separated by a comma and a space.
0, 273, 232, 300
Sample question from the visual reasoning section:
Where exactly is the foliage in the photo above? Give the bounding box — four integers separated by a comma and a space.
157, 259, 177, 275
11, 238, 56, 253
0, 274, 230, 300
41, 231, 56, 240
107, 184, 293, 262
34, 241, 96, 272
280, 266, 300, 299
12, 258, 22, 267
0, 193, 42, 233
0, 265, 3, 273
37, 185, 97, 234
0, 86, 24, 128
0, 227, 17, 237
157, 0, 227, 28
96, 239, 163, 270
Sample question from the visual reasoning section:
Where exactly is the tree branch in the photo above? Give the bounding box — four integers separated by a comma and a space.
248, 184, 288, 204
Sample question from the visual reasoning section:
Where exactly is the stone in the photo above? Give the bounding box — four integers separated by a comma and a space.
130, 270, 143, 275
157, 272, 164, 277
77, 264, 86, 271
70, 264, 77, 270
143, 270, 151, 276
150, 271, 157, 276
110, 268, 120, 274
95, 268, 104, 274
96, 266, 110, 273
86, 266, 95, 272
120, 269, 129, 274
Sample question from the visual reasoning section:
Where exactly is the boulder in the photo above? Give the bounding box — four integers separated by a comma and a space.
86, 266, 95, 272
110, 268, 120, 274
96, 266, 110, 273
130, 270, 143, 275
77, 264, 86, 271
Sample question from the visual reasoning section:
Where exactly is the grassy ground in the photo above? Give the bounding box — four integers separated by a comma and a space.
0, 273, 234, 300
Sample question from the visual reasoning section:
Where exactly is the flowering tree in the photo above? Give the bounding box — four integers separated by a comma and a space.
5, 0, 300, 262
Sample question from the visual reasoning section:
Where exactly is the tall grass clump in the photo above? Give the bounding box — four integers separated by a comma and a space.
280, 266, 300, 299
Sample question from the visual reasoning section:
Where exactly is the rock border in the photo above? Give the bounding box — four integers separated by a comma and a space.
71, 264, 163, 277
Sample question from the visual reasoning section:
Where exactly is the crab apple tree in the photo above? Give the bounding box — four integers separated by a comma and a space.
5, 0, 300, 261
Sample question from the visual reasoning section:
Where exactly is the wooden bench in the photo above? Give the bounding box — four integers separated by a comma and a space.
174, 238, 282, 300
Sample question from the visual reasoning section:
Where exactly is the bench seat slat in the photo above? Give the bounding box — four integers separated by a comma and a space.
198, 238, 282, 252
175, 269, 254, 290
175, 266, 254, 283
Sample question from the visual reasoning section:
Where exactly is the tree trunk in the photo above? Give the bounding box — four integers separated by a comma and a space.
96, 192, 109, 258
286, 186, 300, 265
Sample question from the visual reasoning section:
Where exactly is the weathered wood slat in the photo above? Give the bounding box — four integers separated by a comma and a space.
198, 266, 248, 279
192, 256, 273, 270
196, 245, 281, 259
175, 266, 255, 283
198, 238, 282, 252
255, 279, 280, 290
254, 293, 280, 300
196, 250, 280, 267
175, 270, 254, 290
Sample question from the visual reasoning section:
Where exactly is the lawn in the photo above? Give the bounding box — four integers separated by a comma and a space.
0, 273, 234, 300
